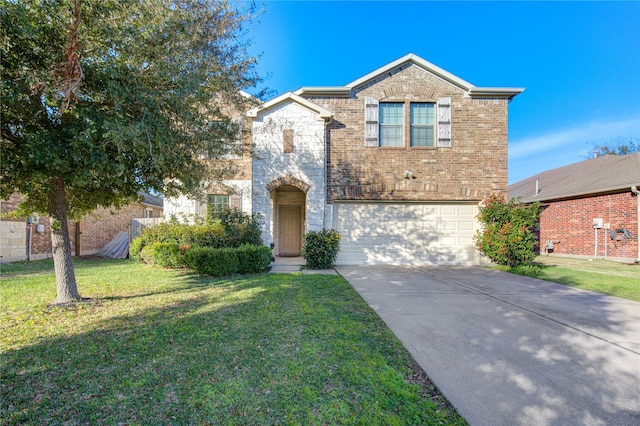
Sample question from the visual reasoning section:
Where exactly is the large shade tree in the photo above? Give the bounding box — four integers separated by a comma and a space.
1, 0, 262, 304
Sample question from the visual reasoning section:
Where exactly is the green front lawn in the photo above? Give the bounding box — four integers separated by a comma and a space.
497, 256, 640, 302
0, 258, 465, 425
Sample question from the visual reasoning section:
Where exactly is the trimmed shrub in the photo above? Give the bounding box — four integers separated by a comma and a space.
140, 244, 156, 266
302, 229, 342, 269
236, 244, 273, 274
130, 208, 262, 262
152, 242, 189, 269
474, 194, 541, 267
185, 247, 239, 277
143, 222, 226, 247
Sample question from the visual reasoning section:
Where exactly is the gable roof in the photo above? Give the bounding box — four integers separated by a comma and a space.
246, 92, 333, 120
294, 53, 524, 100
508, 153, 640, 203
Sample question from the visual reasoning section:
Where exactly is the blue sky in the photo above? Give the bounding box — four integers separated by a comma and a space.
245, 1, 640, 184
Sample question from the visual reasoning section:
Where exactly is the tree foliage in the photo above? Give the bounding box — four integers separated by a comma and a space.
1, 0, 262, 304
474, 194, 541, 267
587, 136, 640, 158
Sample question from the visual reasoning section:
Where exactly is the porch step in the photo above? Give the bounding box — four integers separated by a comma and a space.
268, 263, 338, 275
269, 265, 302, 273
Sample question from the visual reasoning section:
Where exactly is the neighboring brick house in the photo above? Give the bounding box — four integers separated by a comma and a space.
509, 153, 640, 263
165, 53, 523, 265
1, 192, 163, 262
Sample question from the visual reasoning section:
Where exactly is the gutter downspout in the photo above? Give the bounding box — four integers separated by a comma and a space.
631, 185, 640, 262
27, 216, 34, 262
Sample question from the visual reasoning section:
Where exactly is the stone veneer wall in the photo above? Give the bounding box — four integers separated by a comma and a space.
251, 101, 328, 245
163, 180, 252, 222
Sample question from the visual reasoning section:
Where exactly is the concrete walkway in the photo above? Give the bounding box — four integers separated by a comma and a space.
336, 265, 640, 426
269, 256, 338, 275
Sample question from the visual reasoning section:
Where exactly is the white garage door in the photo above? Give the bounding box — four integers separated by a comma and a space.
333, 202, 480, 266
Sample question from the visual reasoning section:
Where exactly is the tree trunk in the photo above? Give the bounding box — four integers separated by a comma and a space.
49, 176, 82, 305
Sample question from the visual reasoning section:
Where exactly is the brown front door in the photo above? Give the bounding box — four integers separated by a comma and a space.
279, 206, 301, 256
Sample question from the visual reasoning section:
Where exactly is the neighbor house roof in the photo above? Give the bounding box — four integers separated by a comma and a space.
139, 192, 164, 208
294, 53, 524, 100
509, 153, 640, 203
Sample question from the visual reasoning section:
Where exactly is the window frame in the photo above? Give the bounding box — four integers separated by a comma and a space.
378, 102, 405, 147
207, 194, 230, 212
410, 102, 436, 147
364, 97, 452, 149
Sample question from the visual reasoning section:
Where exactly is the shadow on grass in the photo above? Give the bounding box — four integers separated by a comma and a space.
1, 272, 463, 425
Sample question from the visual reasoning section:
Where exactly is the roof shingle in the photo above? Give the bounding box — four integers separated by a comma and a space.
508, 153, 640, 203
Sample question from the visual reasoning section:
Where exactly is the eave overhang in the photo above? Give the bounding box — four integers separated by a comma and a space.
517, 185, 637, 204
469, 87, 525, 101
294, 87, 351, 97
246, 92, 333, 120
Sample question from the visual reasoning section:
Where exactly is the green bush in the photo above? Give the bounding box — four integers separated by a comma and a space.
152, 242, 189, 269
236, 244, 273, 274
474, 193, 541, 267
129, 209, 262, 261
139, 222, 225, 247
129, 237, 145, 262
208, 207, 262, 247
302, 229, 342, 269
184, 247, 239, 277
140, 244, 156, 266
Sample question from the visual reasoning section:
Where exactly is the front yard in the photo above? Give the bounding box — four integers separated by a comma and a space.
0, 259, 465, 425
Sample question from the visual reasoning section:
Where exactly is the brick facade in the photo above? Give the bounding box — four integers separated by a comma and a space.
306, 65, 509, 202
1, 193, 162, 261
76, 203, 163, 255
540, 192, 638, 261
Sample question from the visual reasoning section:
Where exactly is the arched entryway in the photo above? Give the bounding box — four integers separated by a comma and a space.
273, 185, 306, 256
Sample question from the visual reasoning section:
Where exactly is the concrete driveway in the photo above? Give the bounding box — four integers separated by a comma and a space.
336, 265, 640, 426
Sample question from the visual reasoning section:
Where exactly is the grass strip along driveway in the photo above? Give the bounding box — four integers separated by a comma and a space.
498, 256, 640, 302
0, 258, 465, 425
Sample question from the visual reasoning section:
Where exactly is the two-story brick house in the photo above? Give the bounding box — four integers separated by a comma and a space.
164, 54, 523, 265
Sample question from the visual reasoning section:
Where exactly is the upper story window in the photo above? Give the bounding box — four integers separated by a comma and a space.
410, 103, 435, 147
364, 97, 451, 148
379, 103, 404, 147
